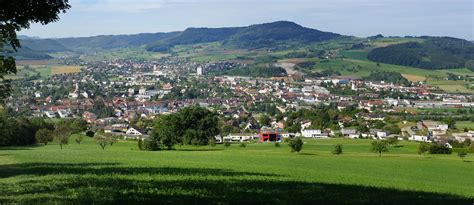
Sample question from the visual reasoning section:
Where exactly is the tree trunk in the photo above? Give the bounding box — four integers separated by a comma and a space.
60, 144, 63, 150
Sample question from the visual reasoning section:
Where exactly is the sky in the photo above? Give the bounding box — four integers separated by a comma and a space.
19, 0, 474, 40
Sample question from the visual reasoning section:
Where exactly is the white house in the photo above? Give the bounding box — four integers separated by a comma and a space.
410, 135, 430, 142
224, 133, 256, 142
300, 121, 312, 130
57, 109, 72, 118
214, 135, 223, 143
301, 129, 328, 138
126, 127, 145, 136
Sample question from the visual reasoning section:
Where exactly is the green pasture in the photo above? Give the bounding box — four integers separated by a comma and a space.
0, 137, 472, 204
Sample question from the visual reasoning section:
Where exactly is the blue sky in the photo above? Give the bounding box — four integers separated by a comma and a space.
19, 0, 474, 40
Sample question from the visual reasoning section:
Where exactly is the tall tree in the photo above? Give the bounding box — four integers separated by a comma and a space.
35, 128, 53, 145
371, 140, 388, 157
0, 0, 70, 101
54, 123, 71, 150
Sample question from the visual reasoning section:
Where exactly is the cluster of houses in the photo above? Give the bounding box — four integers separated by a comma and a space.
216, 120, 473, 145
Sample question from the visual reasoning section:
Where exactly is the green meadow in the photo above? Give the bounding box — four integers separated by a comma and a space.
0, 137, 473, 204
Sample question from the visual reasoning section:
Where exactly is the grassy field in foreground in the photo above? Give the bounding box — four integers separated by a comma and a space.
0, 137, 473, 204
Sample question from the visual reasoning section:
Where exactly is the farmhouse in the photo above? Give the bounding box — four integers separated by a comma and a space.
419, 121, 449, 131
126, 127, 145, 136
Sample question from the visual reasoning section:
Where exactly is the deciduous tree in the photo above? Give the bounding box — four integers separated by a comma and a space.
371, 140, 388, 157
35, 128, 53, 145
1, 0, 70, 101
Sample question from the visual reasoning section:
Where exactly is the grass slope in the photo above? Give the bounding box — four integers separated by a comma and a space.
0, 137, 473, 204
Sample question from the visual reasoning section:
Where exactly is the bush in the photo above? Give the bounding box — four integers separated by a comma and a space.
275, 142, 280, 147
240, 142, 247, 148
417, 142, 430, 155
142, 139, 161, 151
35, 128, 53, 145
209, 137, 216, 147
85, 130, 95, 137
429, 144, 452, 154
224, 141, 231, 148
458, 150, 467, 161
288, 137, 303, 153
332, 144, 343, 155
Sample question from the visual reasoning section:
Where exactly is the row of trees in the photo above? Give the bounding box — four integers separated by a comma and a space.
0, 111, 87, 147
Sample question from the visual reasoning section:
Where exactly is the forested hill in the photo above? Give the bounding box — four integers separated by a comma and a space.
223, 21, 340, 49
55, 32, 178, 51
146, 21, 341, 51
146, 27, 245, 52
367, 37, 474, 70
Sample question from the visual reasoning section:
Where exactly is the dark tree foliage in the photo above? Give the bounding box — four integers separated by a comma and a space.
367, 37, 474, 70
92, 100, 115, 118
0, 0, 70, 101
429, 144, 452, 154
151, 106, 219, 150
363, 71, 411, 86
0, 112, 53, 146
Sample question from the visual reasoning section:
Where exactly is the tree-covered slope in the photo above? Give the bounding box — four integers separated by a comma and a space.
20, 39, 70, 53
223, 21, 340, 49
146, 21, 341, 51
367, 37, 474, 70
56, 32, 178, 51
146, 27, 244, 52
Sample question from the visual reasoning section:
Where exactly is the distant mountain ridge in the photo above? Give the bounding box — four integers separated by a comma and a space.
146, 21, 341, 51
16, 21, 341, 56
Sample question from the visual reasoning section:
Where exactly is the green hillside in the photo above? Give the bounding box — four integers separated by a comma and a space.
367, 37, 474, 70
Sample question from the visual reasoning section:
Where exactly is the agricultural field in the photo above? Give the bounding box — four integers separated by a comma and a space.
0, 137, 473, 204
7, 60, 83, 79
456, 121, 474, 130
51, 65, 82, 75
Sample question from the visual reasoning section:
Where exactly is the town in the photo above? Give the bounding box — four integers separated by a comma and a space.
5, 57, 474, 147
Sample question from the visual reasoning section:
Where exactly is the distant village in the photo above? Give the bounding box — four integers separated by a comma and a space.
5, 58, 474, 146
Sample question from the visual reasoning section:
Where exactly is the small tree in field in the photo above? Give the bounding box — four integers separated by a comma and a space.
288, 137, 303, 153
74, 135, 83, 144
458, 151, 467, 162
108, 134, 118, 146
209, 137, 216, 147
94, 132, 118, 150
332, 144, 343, 155
224, 141, 231, 148
94, 134, 108, 150
386, 136, 399, 146
239, 142, 247, 148
417, 142, 430, 156
35, 128, 53, 145
371, 140, 388, 157
54, 124, 71, 150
